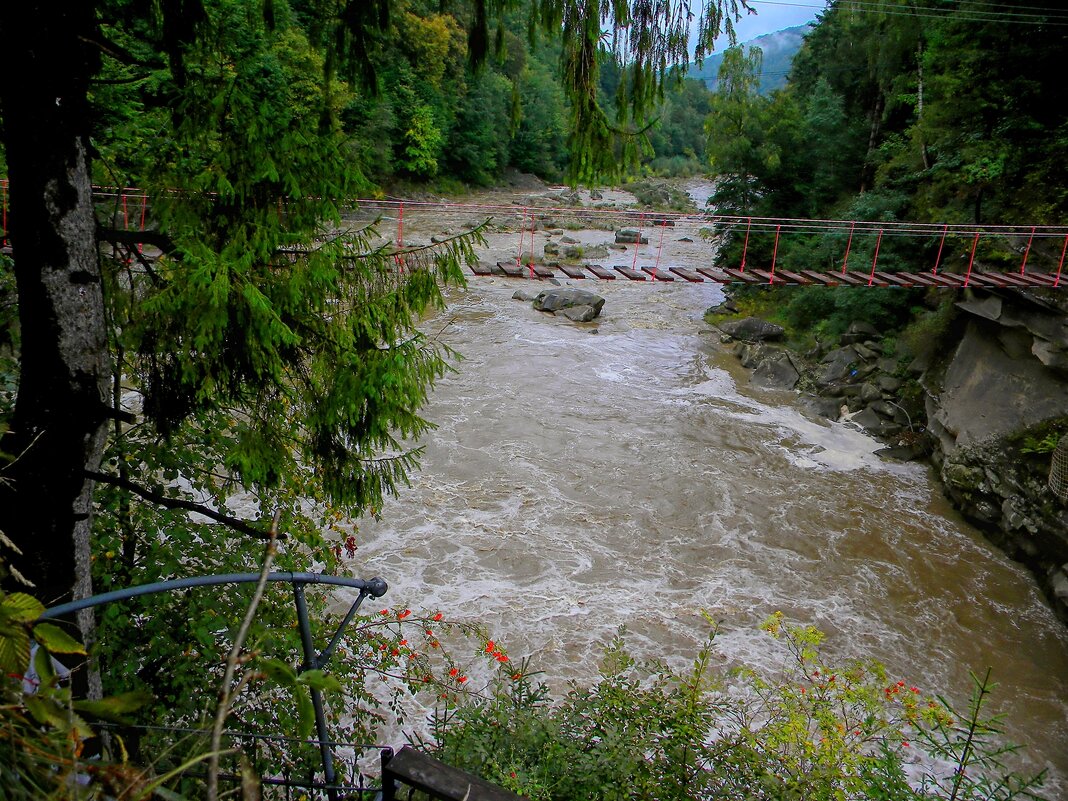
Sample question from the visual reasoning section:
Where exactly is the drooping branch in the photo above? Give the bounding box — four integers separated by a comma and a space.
85, 469, 282, 541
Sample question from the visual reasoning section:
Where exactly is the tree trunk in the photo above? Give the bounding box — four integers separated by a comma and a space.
0, 4, 109, 671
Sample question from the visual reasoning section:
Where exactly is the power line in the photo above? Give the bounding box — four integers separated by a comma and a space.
749, 0, 1068, 25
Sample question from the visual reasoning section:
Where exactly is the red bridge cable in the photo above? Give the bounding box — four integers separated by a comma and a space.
1056, 234, 1068, 288
964, 231, 980, 288
528, 212, 536, 279
138, 194, 147, 254
933, 224, 949, 275
515, 208, 527, 272
841, 220, 855, 274
740, 217, 751, 272
653, 218, 667, 278
395, 202, 405, 273
1020, 225, 1036, 274
631, 212, 645, 272
769, 224, 781, 284
868, 229, 884, 287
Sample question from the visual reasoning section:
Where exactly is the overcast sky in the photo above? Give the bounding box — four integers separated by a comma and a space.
714, 0, 826, 46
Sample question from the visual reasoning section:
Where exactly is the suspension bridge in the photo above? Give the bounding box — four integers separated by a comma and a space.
2, 181, 1065, 289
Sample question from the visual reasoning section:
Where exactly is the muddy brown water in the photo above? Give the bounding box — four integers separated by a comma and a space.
338, 184, 1068, 790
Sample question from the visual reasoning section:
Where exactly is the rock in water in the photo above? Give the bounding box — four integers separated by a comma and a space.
719, 317, 785, 342
533, 288, 606, 317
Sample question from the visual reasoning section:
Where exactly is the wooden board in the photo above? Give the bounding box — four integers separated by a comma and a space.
496, 260, 526, 277
872, 271, 916, 288
835, 271, 874, 286
641, 266, 675, 281
558, 264, 587, 279
531, 264, 556, 278
721, 268, 765, 284
798, 270, 842, 286
669, 267, 705, 282
697, 267, 734, 283
614, 266, 647, 281
773, 270, 813, 285
751, 269, 788, 285
470, 261, 494, 276
586, 264, 616, 279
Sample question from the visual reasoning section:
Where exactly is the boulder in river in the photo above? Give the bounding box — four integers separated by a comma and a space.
533, 288, 606, 318
615, 229, 649, 245
718, 317, 785, 342
751, 353, 800, 390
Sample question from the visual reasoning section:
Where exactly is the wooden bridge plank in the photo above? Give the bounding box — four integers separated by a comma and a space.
697, 267, 733, 283
496, 260, 526, 277
531, 264, 555, 278
798, 270, 842, 286
1013, 271, 1059, 287
669, 267, 705, 282
641, 266, 675, 281
872, 271, 916, 288
773, 270, 813, 285
925, 272, 965, 287
897, 272, 942, 287
586, 264, 616, 280
721, 268, 765, 284
558, 264, 587, 279
615, 266, 648, 281
751, 269, 791, 285
834, 271, 871, 286
470, 261, 494, 276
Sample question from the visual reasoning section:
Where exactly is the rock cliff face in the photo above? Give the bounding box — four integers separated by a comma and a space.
714, 290, 1068, 623
924, 289, 1068, 622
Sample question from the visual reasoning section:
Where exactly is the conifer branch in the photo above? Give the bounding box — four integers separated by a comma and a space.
84, 469, 282, 540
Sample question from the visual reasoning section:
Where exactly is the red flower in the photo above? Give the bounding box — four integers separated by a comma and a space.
458, 676, 468, 684
449, 667, 459, 677
497, 654, 509, 663
379, 609, 389, 616
397, 609, 411, 619
432, 612, 444, 622
485, 641, 496, 653
511, 673, 522, 680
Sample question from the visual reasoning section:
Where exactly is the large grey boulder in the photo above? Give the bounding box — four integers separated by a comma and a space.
615, 229, 649, 245
840, 321, 880, 345
719, 317, 785, 342
533, 288, 606, 317
817, 346, 859, 386
560, 305, 599, 322
752, 353, 800, 390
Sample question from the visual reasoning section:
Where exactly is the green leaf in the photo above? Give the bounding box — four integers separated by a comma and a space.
32, 622, 87, 655
295, 688, 314, 740
74, 690, 153, 723
259, 658, 298, 686
24, 695, 93, 737
1, 592, 46, 623
296, 669, 342, 692
0, 624, 30, 673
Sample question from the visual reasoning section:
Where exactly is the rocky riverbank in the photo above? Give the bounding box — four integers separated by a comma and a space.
711, 287, 1068, 624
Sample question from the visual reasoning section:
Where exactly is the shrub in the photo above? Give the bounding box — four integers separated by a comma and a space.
431, 615, 1047, 801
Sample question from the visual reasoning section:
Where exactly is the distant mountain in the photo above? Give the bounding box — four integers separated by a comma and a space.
690, 25, 811, 95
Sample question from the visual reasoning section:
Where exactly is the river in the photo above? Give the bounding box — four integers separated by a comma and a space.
344, 184, 1068, 792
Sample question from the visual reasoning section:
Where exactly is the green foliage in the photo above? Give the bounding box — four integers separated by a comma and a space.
433, 616, 1048, 801
1020, 433, 1061, 455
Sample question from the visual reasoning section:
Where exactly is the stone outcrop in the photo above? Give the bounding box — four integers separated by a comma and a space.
532, 288, 605, 321
712, 289, 1068, 623
923, 289, 1068, 621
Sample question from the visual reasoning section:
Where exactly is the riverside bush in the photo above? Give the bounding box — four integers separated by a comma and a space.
430, 614, 1047, 801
